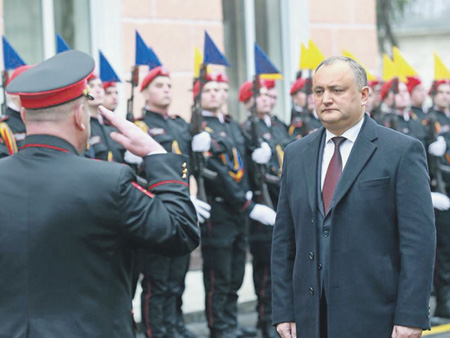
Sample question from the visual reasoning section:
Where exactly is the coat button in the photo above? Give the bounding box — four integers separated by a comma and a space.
309, 287, 314, 295
182, 162, 187, 168
318, 264, 323, 270
311, 218, 315, 223
309, 252, 314, 260
323, 230, 329, 237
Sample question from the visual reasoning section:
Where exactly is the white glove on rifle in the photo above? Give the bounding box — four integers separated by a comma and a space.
428, 136, 447, 157
252, 142, 272, 164
246, 190, 253, 201
191, 195, 211, 223
431, 192, 450, 211
192, 131, 211, 152
124, 150, 143, 165
249, 203, 276, 226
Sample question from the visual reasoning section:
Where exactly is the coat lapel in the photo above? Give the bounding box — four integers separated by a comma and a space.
302, 127, 325, 214
329, 115, 378, 211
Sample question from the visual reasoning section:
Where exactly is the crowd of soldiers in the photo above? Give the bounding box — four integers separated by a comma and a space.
1, 57, 450, 338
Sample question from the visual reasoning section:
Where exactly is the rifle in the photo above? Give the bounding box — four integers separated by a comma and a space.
249, 74, 273, 208
126, 66, 139, 121
190, 65, 213, 202
1, 70, 9, 117
388, 78, 399, 131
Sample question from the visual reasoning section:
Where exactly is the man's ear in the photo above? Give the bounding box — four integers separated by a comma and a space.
361, 86, 370, 105
74, 103, 86, 131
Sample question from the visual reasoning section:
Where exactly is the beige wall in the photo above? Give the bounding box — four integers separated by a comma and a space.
121, 0, 224, 120
309, 0, 379, 72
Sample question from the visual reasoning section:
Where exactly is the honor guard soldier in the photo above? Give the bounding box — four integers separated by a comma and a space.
407, 76, 428, 122
427, 79, 450, 323
1, 50, 199, 338
193, 76, 275, 338
240, 80, 290, 338
85, 74, 125, 162
0, 65, 33, 158
103, 81, 119, 112
381, 79, 428, 146
136, 65, 209, 338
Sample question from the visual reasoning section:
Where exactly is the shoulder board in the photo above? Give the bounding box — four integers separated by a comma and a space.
134, 120, 149, 133
0, 122, 18, 154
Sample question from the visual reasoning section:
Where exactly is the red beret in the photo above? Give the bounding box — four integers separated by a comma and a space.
140, 66, 170, 92
430, 80, 450, 96
103, 81, 117, 91
406, 76, 421, 94
380, 79, 394, 101
6, 65, 34, 87
192, 73, 217, 99
216, 72, 228, 83
263, 79, 275, 89
239, 81, 253, 103
289, 78, 306, 96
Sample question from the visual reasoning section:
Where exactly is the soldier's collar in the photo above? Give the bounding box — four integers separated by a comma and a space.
20, 134, 79, 154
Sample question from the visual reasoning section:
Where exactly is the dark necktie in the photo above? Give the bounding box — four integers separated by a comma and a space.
322, 136, 346, 213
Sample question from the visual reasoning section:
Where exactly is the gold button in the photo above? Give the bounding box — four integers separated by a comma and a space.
183, 168, 188, 174
182, 174, 187, 179
182, 162, 187, 168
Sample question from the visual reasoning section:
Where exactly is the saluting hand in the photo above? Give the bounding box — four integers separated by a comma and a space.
391, 325, 422, 338
277, 322, 297, 338
99, 106, 166, 157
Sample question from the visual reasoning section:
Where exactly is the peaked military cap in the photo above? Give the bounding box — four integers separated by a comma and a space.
6, 50, 95, 109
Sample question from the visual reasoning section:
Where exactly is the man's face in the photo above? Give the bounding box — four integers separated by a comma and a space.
313, 61, 368, 134
218, 82, 229, 106
87, 78, 104, 107
256, 86, 272, 115
410, 84, 426, 107
434, 83, 450, 110
267, 87, 277, 110
144, 76, 172, 109
201, 81, 220, 111
394, 82, 411, 110
103, 86, 119, 111
292, 91, 307, 108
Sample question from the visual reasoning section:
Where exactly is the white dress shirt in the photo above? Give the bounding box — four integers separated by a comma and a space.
321, 116, 365, 190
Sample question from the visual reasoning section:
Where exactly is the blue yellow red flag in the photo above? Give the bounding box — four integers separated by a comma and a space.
2, 36, 26, 70
56, 34, 70, 54
99, 51, 121, 83
203, 31, 230, 67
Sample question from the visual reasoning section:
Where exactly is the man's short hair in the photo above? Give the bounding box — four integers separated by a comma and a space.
315, 56, 368, 90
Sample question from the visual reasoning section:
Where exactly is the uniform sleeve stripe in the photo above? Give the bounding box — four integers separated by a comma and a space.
131, 182, 154, 198
149, 180, 188, 190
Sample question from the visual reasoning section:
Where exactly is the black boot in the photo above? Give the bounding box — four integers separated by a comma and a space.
210, 328, 238, 338
175, 313, 197, 338
235, 325, 257, 337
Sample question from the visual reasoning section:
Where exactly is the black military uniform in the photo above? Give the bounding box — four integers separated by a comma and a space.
289, 109, 322, 139
427, 107, 450, 318
411, 105, 428, 123
382, 111, 429, 147
199, 112, 255, 338
243, 115, 292, 338
135, 109, 194, 338
2, 49, 199, 338
86, 116, 125, 162
0, 106, 27, 158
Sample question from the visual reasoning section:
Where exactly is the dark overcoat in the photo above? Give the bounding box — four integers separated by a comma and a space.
272, 115, 436, 337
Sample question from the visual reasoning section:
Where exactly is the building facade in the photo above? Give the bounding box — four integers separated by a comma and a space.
1, 0, 378, 123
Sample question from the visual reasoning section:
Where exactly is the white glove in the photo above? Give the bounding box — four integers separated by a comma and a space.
249, 203, 276, 226
192, 131, 211, 152
428, 136, 447, 157
191, 195, 211, 223
431, 192, 450, 211
246, 190, 253, 201
252, 142, 272, 164
124, 150, 143, 165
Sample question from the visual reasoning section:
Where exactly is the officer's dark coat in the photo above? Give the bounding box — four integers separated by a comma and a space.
0, 134, 199, 338
272, 116, 436, 338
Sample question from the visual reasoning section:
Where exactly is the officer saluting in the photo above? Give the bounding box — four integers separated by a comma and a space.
1, 50, 199, 338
